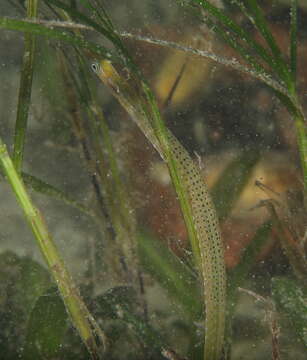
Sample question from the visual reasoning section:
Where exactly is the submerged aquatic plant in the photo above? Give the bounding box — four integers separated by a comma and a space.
0, 1, 306, 359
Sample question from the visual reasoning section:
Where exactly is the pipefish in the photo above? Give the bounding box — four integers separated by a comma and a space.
92, 59, 226, 360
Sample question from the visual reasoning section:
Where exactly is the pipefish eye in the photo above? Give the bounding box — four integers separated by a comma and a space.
91, 62, 100, 74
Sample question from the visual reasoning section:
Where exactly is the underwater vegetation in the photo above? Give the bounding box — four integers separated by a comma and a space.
0, 1, 306, 359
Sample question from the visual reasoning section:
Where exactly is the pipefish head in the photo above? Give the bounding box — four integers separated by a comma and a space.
91, 60, 123, 88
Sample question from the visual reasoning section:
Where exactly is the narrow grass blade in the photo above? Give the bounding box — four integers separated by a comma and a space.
22, 172, 94, 217
295, 115, 307, 194
188, 0, 281, 76
225, 220, 272, 354
137, 231, 201, 319
13, 0, 39, 172
44, 0, 107, 34
244, 0, 292, 86
228, 220, 273, 298
207, 18, 269, 77
56, 52, 132, 286
120, 32, 288, 97
231, 0, 256, 25
0, 138, 105, 359
271, 95, 306, 191
77, 57, 134, 234
78, 0, 114, 31
290, 0, 298, 88
211, 150, 260, 221
263, 200, 307, 285
43, 0, 121, 51
45, 0, 143, 75
0, 16, 111, 60
75, 53, 144, 293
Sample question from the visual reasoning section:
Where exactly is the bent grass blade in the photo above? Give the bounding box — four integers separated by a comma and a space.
0, 139, 106, 360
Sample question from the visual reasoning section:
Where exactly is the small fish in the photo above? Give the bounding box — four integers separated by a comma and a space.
92, 59, 226, 360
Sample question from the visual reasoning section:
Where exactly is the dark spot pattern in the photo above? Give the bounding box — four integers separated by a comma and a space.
95, 66, 226, 359
166, 131, 226, 360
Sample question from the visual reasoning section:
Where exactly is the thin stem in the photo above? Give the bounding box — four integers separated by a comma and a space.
190, 0, 284, 78
290, 0, 298, 87
78, 0, 114, 31
294, 114, 307, 196
21, 172, 95, 218
120, 31, 289, 97
13, 0, 39, 172
23, 18, 93, 30
43, 0, 121, 52
0, 138, 105, 359
137, 231, 201, 319
0, 16, 112, 60
244, 0, 292, 86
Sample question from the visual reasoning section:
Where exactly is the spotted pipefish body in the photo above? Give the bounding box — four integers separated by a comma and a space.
92, 60, 226, 360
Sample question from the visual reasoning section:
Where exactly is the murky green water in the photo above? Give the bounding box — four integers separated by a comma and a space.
0, 1, 306, 359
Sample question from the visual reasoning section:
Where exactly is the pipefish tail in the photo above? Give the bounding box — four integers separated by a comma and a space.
92, 59, 226, 360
